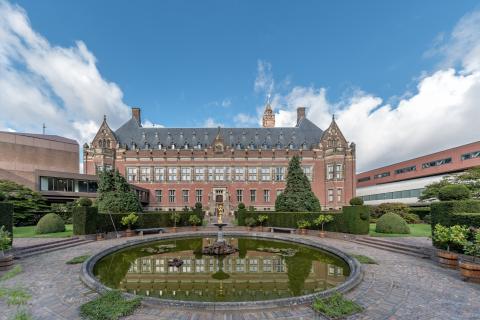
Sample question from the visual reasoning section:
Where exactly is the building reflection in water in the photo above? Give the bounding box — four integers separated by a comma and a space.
119, 238, 346, 302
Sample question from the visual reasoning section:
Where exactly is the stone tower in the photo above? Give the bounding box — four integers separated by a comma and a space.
262, 102, 275, 128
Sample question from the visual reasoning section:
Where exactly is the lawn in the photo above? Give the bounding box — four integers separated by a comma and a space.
13, 224, 73, 238
369, 223, 431, 237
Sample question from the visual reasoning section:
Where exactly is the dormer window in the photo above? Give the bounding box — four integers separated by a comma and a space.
197, 142, 202, 149
302, 143, 307, 150
158, 143, 162, 150
144, 142, 150, 150
236, 143, 242, 150
276, 143, 281, 149
249, 143, 255, 150
184, 142, 189, 149
289, 143, 294, 149
262, 143, 268, 150
171, 143, 176, 150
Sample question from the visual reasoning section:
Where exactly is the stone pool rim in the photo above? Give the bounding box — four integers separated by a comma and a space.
80, 231, 363, 310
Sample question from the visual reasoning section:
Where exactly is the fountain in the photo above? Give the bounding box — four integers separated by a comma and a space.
202, 203, 238, 255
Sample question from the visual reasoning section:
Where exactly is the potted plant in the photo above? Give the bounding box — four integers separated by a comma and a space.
245, 217, 257, 231
297, 220, 311, 235
121, 212, 138, 237
257, 215, 268, 232
188, 215, 201, 231
0, 226, 14, 271
314, 214, 334, 238
170, 212, 180, 232
434, 224, 468, 268
460, 229, 480, 282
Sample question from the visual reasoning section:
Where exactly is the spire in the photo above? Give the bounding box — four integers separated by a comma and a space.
262, 96, 275, 128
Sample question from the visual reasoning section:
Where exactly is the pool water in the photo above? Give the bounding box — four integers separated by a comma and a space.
93, 237, 350, 302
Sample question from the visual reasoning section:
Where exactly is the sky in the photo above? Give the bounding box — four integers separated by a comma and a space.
1, 0, 480, 172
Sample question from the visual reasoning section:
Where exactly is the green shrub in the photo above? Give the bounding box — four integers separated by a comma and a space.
438, 184, 471, 201
297, 220, 311, 229
349, 197, 364, 206
35, 213, 65, 234
0, 226, 12, 255
0, 202, 13, 242
423, 214, 431, 224
77, 197, 93, 207
238, 203, 245, 210
370, 203, 411, 219
375, 213, 410, 234
73, 206, 98, 235
245, 217, 257, 227
312, 292, 363, 318
433, 224, 469, 252
0, 192, 5, 202
120, 213, 138, 229
409, 206, 431, 220
79, 290, 141, 320
404, 213, 421, 224
188, 215, 201, 226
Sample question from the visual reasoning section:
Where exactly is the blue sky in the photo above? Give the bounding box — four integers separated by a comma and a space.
1, 0, 480, 171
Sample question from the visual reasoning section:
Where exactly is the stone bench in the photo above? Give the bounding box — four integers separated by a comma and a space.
270, 227, 296, 234
135, 228, 166, 236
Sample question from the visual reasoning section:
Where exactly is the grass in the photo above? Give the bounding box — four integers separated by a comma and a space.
312, 292, 363, 318
80, 290, 141, 320
0, 265, 23, 282
352, 254, 377, 264
66, 255, 90, 265
369, 223, 431, 237
13, 224, 73, 238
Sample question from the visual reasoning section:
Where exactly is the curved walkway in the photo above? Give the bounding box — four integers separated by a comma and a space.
1, 230, 479, 320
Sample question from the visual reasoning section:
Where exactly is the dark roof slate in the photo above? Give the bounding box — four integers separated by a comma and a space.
114, 117, 323, 150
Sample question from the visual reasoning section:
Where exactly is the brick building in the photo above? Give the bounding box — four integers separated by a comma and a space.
84, 105, 356, 213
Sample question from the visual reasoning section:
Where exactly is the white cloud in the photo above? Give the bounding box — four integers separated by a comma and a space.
233, 113, 258, 127
254, 60, 274, 96
203, 117, 223, 128
0, 1, 130, 145
142, 120, 164, 128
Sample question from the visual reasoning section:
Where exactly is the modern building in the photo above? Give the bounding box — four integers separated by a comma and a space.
84, 105, 356, 213
356, 141, 480, 204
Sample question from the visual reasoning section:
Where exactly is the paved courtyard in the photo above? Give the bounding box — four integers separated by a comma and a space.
1, 233, 479, 320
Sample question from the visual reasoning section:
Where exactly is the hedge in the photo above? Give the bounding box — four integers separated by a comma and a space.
236, 206, 370, 235
409, 206, 431, 220
0, 202, 13, 243
430, 200, 480, 244
73, 207, 205, 235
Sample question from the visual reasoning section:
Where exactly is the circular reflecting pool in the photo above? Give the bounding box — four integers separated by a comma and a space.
93, 237, 350, 302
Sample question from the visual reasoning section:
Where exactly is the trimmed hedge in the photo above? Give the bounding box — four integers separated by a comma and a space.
0, 202, 13, 243
73, 207, 205, 235
409, 206, 431, 220
375, 212, 410, 234
36, 213, 65, 234
236, 206, 370, 235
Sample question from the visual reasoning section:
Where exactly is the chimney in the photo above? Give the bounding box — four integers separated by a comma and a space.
132, 107, 141, 125
296, 107, 306, 125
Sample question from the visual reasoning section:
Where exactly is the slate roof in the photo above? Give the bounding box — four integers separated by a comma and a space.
114, 117, 323, 150
0, 131, 78, 145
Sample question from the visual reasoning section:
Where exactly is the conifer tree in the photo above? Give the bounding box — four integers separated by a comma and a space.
96, 169, 142, 213
275, 155, 321, 212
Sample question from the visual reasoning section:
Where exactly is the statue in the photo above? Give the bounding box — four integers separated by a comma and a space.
217, 204, 224, 224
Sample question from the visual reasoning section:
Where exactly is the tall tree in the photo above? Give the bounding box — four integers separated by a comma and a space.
96, 170, 142, 213
0, 180, 47, 225
275, 155, 321, 212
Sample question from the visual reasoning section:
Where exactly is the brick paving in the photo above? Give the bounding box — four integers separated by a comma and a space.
1, 232, 479, 320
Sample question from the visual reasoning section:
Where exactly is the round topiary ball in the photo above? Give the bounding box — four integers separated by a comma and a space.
438, 184, 471, 201
36, 213, 65, 234
238, 203, 246, 210
375, 212, 410, 234
77, 197, 93, 207
349, 197, 364, 206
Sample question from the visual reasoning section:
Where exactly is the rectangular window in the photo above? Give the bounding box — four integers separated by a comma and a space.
263, 189, 270, 202
335, 164, 342, 179
374, 172, 390, 179
180, 167, 191, 181
195, 189, 203, 203
168, 167, 177, 181
327, 164, 334, 180
182, 190, 189, 203
303, 166, 313, 181
328, 189, 334, 202
195, 167, 205, 181
140, 167, 151, 182
248, 168, 257, 181
260, 168, 271, 181
394, 165, 416, 175
250, 190, 256, 203
207, 167, 214, 181
127, 167, 138, 182
422, 157, 452, 169
155, 190, 162, 203
357, 176, 371, 183
461, 151, 480, 161
214, 167, 225, 181
236, 189, 243, 202
337, 188, 342, 202
234, 167, 245, 181
274, 167, 285, 181
154, 167, 165, 181
168, 190, 175, 203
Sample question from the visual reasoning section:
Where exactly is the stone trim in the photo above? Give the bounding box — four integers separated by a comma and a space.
80, 231, 363, 311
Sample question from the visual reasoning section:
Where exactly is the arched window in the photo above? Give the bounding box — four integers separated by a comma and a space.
107, 140, 111, 148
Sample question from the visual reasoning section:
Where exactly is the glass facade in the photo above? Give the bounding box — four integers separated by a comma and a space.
360, 188, 424, 201
40, 176, 97, 193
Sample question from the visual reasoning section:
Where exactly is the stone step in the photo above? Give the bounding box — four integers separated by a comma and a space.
355, 236, 426, 251
352, 238, 430, 258
15, 239, 93, 259
13, 237, 83, 255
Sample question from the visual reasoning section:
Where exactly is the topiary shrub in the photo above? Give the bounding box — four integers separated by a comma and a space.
35, 213, 65, 234
0, 192, 6, 202
77, 197, 92, 207
349, 197, 364, 206
371, 203, 411, 220
404, 213, 421, 224
375, 212, 410, 234
438, 185, 471, 201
